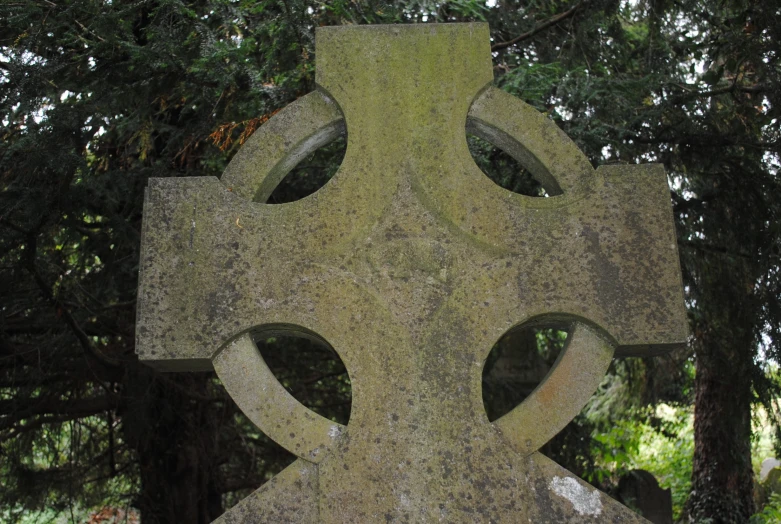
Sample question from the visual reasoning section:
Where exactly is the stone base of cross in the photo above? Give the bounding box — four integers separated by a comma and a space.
136, 24, 687, 523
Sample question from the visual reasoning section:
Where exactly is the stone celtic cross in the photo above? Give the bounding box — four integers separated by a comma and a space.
136, 24, 687, 522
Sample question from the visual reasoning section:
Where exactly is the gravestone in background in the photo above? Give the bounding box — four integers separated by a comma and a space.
760, 458, 781, 482
617, 470, 674, 524
758, 458, 781, 509
136, 23, 688, 522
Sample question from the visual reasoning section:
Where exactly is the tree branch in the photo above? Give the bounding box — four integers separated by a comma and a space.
491, 1, 588, 51
0, 396, 116, 426
1, 415, 77, 442
680, 240, 753, 260
629, 132, 776, 149
23, 237, 121, 369
670, 82, 770, 102
0, 218, 30, 235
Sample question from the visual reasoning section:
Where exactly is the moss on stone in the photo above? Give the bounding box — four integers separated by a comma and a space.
137, 23, 685, 523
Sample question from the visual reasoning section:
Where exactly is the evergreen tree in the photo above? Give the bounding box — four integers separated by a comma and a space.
1, 1, 779, 522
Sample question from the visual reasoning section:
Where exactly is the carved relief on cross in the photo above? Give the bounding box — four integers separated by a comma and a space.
137, 24, 687, 523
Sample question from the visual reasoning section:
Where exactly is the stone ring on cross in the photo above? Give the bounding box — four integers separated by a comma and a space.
137, 23, 687, 523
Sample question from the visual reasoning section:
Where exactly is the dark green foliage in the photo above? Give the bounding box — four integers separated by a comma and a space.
257, 333, 352, 425
752, 493, 781, 524
1, 0, 780, 521
467, 134, 547, 196
266, 137, 347, 204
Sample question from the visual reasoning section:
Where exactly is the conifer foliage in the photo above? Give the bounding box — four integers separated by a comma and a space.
1, 1, 779, 522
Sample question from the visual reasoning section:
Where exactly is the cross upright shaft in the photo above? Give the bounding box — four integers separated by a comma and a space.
137, 23, 687, 522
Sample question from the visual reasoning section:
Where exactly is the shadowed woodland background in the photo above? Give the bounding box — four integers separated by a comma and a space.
1, 0, 780, 522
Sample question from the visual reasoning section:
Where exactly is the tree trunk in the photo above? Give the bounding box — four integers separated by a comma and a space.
687, 322, 755, 522
122, 362, 223, 523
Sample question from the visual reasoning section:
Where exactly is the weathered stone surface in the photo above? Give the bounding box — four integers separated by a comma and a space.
216, 459, 320, 523
136, 23, 687, 522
